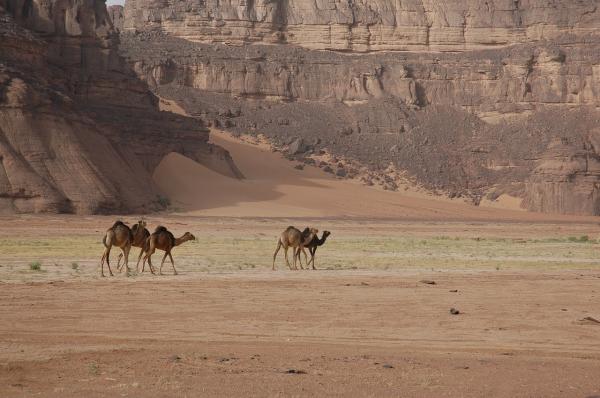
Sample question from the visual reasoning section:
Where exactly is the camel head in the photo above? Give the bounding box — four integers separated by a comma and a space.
182, 232, 196, 241
322, 231, 331, 239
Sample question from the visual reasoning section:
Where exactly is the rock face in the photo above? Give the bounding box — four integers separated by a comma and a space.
108, 5, 124, 32
524, 135, 600, 215
123, 0, 600, 52
0, 0, 241, 214
118, 12, 600, 216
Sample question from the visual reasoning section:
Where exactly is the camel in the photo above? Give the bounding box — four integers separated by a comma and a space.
297, 230, 331, 270
141, 226, 196, 275
116, 220, 150, 273
100, 221, 133, 277
272, 226, 318, 270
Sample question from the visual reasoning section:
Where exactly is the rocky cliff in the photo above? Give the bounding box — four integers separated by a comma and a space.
0, 0, 240, 214
108, 4, 124, 32
122, 0, 600, 52
116, 0, 600, 215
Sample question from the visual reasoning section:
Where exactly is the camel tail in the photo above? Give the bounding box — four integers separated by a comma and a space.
102, 230, 115, 249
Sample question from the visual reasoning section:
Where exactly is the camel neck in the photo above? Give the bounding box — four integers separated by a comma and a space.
174, 236, 188, 246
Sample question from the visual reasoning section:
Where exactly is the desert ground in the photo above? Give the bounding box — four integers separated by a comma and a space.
2, 132, 600, 397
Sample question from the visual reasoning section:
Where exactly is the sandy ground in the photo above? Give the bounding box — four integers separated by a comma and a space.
2, 104, 600, 396
1, 269, 600, 397
153, 127, 569, 220
1, 216, 600, 397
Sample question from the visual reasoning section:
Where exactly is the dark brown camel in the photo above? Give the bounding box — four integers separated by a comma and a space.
272, 226, 318, 270
100, 221, 132, 277
141, 226, 195, 275
297, 230, 331, 270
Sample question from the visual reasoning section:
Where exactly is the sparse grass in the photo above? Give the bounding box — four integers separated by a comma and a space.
0, 225, 599, 282
567, 235, 592, 243
88, 362, 99, 375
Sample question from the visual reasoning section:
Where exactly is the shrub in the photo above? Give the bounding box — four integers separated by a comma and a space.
29, 261, 42, 271
157, 195, 171, 208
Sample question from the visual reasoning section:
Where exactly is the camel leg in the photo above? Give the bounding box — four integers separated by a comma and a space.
292, 247, 298, 271
293, 247, 301, 269
299, 247, 309, 270
122, 245, 131, 276
104, 246, 114, 277
310, 247, 317, 270
159, 252, 169, 275
272, 240, 282, 271
296, 247, 305, 270
142, 249, 155, 275
116, 253, 123, 272
141, 252, 149, 273
283, 247, 293, 270
168, 252, 177, 275
135, 248, 145, 272
148, 254, 156, 275
303, 248, 309, 268
100, 250, 108, 278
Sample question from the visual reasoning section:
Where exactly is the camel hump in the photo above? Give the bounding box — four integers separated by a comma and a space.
285, 225, 296, 231
154, 225, 168, 233
111, 220, 125, 229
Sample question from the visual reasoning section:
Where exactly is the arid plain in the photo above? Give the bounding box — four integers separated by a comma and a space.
2, 133, 600, 397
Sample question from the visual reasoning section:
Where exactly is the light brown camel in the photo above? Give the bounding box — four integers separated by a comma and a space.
296, 230, 331, 270
272, 226, 318, 270
141, 226, 196, 275
116, 220, 150, 273
100, 221, 132, 277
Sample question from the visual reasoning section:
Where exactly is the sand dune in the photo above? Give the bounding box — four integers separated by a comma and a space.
152, 129, 594, 221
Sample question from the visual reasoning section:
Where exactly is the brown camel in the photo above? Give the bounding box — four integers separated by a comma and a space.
100, 221, 133, 277
297, 230, 331, 270
272, 226, 318, 270
141, 226, 196, 275
116, 220, 150, 273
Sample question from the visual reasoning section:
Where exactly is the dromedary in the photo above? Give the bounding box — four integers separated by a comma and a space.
297, 230, 331, 270
141, 226, 196, 275
272, 226, 318, 270
100, 221, 132, 277
117, 220, 150, 273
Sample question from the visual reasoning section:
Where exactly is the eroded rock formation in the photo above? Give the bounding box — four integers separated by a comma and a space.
108, 5, 124, 32
0, 0, 240, 214
122, 0, 600, 52
117, 5, 600, 216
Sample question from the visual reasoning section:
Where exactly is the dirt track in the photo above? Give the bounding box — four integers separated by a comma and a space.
2, 269, 600, 397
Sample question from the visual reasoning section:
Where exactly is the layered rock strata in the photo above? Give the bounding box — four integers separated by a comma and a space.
122, 0, 600, 52
119, 27, 600, 215
0, 0, 240, 214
